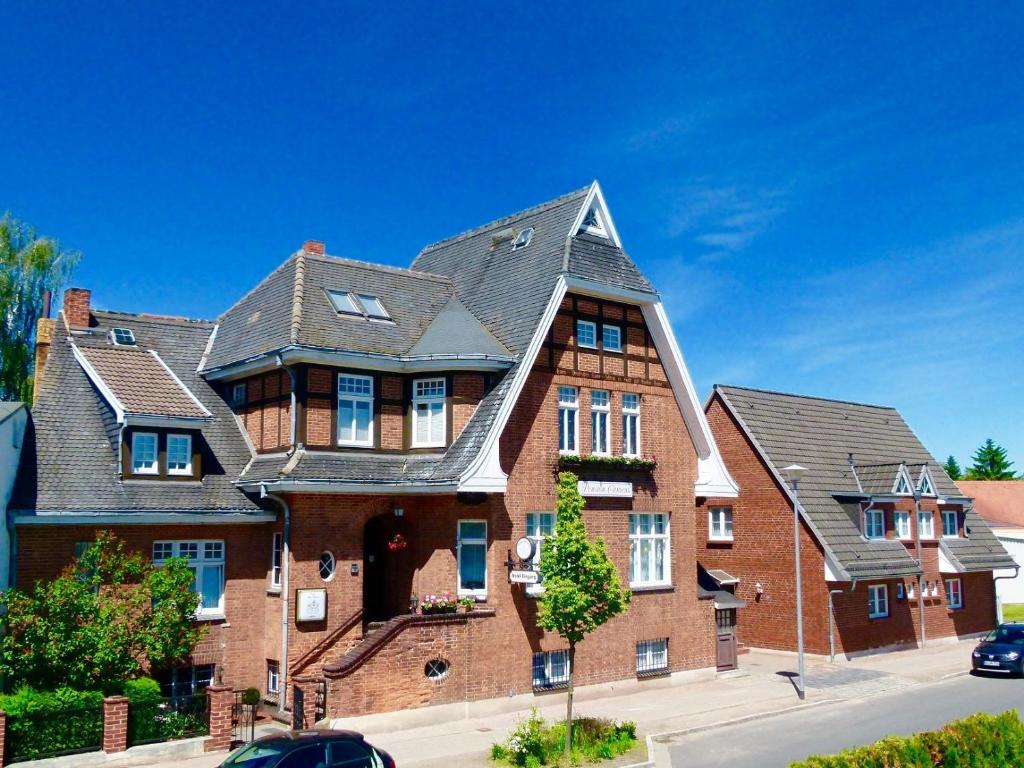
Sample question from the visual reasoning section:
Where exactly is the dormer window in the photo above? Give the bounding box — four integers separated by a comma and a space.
126, 429, 201, 480
580, 206, 609, 238
917, 468, 936, 497
326, 290, 391, 321
111, 328, 136, 346
893, 470, 912, 496
231, 382, 247, 407
864, 508, 885, 540
412, 378, 446, 448
131, 432, 158, 475
512, 227, 534, 251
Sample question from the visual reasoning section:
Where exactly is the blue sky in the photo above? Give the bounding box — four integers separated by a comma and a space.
3, 2, 1022, 470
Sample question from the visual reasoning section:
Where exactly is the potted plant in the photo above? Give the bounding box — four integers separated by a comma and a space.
420, 594, 458, 615
458, 597, 475, 614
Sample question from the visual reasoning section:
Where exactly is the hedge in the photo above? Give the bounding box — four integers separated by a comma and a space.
0, 687, 105, 760
790, 710, 1024, 768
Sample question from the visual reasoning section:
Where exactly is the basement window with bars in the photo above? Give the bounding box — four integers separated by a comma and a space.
532, 650, 570, 690
636, 639, 668, 677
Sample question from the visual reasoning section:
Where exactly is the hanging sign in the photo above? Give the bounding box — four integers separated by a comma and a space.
510, 569, 540, 584
577, 480, 633, 498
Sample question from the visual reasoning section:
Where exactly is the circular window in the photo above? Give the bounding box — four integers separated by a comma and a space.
318, 551, 336, 581
425, 658, 450, 681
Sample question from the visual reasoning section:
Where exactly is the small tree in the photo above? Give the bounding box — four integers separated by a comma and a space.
537, 472, 631, 757
0, 213, 79, 403
0, 532, 204, 690
965, 439, 1016, 480
943, 455, 962, 481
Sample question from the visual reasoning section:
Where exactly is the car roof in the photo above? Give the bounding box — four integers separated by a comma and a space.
255, 729, 366, 745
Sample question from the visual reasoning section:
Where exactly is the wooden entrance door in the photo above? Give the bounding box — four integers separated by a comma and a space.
716, 608, 738, 671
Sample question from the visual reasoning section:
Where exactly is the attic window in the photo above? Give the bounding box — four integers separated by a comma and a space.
111, 328, 136, 346
357, 294, 390, 320
580, 207, 608, 238
918, 469, 936, 497
327, 290, 361, 316
893, 471, 912, 496
512, 227, 534, 251
326, 290, 391, 321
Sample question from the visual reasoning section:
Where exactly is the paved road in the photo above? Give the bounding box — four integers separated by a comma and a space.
668, 673, 1024, 767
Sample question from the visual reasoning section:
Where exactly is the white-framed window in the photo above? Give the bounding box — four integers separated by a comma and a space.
267, 660, 280, 697
131, 432, 158, 475
896, 582, 905, 600
591, 390, 610, 455
319, 551, 336, 581
457, 520, 487, 598
602, 324, 622, 352
412, 378, 446, 447
231, 382, 247, 407
558, 386, 579, 454
532, 649, 570, 689
577, 320, 597, 349
945, 578, 963, 609
525, 512, 555, 570
357, 294, 390, 320
895, 511, 912, 540
111, 327, 136, 346
636, 639, 668, 675
709, 506, 733, 541
580, 206, 609, 238
622, 393, 640, 457
868, 584, 888, 619
864, 509, 885, 540
929, 580, 939, 597
327, 290, 362, 315
270, 532, 283, 590
918, 468, 936, 497
894, 470, 912, 495
907, 581, 916, 599
338, 374, 374, 447
153, 540, 225, 618
942, 510, 959, 538
166, 434, 192, 475
918, 510, 935, 539
629, 513, 670, 587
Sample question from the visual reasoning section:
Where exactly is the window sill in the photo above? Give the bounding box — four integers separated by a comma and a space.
630, 584, 674, 593
458, 592, 487, 602
708, 537, 734, 544
868, 615, 889, 621
195, 613, 227, 623
267, 586, 282, 596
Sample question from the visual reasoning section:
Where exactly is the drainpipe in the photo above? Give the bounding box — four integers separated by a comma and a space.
993, 566, 1021, 625
263, 485, 292, 715
912, 485, 926, 648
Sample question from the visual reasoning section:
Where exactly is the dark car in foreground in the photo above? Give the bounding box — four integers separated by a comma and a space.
219, 730, 396, 768
972, 623, 1024, 675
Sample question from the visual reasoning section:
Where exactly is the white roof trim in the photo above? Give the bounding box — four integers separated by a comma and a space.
938, 544, 963, 574
197, 323, 219, 373
892, 464, 914, 495
70, 342, 126, 423
567, 181, 622, 248
149, 350, 213, 418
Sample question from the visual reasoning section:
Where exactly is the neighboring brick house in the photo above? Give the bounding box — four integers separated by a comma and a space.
956, 481, 1024, 608
698, 385, 1014, 659
11, 182, 738, 721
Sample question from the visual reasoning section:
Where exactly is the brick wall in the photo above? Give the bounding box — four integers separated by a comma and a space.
700, 393, 998, 656
62, 288, 91, 328
238, 370, 292, 452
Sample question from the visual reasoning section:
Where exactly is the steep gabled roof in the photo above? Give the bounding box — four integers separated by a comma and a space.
13, 310, 262, 515
958, 480, 1024, 529
713, 385, 1012, 579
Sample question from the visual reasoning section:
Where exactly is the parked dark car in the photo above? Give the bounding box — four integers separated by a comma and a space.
972, 623, 1024, 675
219, 730, 396, 768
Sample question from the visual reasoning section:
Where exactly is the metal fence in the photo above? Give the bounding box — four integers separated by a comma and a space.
6, 703, 104, 763
127, 694, 210, 747
232, 691, 258, 745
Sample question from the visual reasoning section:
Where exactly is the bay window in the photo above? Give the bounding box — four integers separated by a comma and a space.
629, 513, 670, 587
412, 378, 446, 447
338, 375, 374, 447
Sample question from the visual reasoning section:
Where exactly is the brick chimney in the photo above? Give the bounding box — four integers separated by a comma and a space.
303, 240, 325, 256
62, 287, 92, 329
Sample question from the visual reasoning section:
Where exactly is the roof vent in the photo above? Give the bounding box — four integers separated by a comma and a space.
490, 228, 516, 249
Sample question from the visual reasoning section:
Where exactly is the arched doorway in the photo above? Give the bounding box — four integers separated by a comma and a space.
363, 514, 413, 622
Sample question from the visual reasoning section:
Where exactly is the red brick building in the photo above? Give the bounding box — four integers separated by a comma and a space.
12, 183, 738, 721
697, 385, 1013, 659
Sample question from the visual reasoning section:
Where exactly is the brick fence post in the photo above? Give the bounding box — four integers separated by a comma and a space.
102, 696, 128, 754
0, 709, 7, 765
204, 685, 234, 753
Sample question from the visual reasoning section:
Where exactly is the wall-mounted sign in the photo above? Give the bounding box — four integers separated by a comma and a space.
296, 588, 327, 622
578, 480, 633, 498
510, 570, 540, 584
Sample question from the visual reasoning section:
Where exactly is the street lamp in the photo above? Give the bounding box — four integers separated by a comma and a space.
781, 464, 807, 700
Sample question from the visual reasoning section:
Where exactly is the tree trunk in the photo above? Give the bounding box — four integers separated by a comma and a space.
565, 643, 576, 759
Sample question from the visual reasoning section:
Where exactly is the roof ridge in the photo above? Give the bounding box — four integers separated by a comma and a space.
716, 383, 897, 411
417, 185, 591, 255
290, 251, 306, 345
216, 252, 300, 322
91, 309, 214, 326
307, 251, 453, 283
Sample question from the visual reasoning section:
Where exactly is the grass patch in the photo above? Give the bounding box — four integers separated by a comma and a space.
491, 709, 638, 767
1003, 603, 1024, 622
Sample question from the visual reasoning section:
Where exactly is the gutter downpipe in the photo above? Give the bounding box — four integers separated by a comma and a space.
912, 486, 926, 648
993, 565, 1021, 625
263, 484, 292, 715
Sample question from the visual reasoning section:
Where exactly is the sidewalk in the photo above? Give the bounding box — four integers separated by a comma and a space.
162, 639, 976, 768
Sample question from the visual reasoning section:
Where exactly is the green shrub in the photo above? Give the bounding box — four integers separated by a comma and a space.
492, 709, 638, 766
0, 687, 104, 760
125, 677, 164, 745
789, 710, 1024, 768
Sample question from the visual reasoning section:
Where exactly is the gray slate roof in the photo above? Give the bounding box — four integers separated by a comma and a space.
13, 311, 263, 514
714, 385, 1013, 579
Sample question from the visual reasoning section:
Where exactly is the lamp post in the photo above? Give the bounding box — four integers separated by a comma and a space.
781, 464, 807, 700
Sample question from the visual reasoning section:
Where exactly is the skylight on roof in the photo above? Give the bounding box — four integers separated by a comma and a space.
326, 290, 391, 321
111, 328, 136, 346
512, 227, 534, 251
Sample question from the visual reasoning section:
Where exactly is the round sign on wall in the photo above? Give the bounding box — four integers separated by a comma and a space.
515, 536, 535, 561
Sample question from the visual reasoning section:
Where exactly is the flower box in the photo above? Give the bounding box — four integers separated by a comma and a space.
558, 455, 657, 471
420, 594, 458, 615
